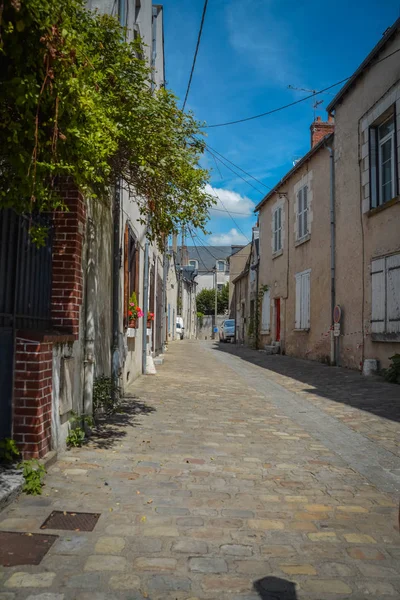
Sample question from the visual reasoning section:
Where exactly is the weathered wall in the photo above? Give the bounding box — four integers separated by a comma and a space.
258, 146, 332, 362
333, 31, 400, 369
197, 315, 226, 340
229, 244, 251, 317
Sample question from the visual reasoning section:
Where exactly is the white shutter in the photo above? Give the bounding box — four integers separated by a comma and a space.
386, 253, 400, 333
261, 289, 270, 331
371, 258, 386, 333
303, 271, 310, 329
295, 273, 301, 329
303, 186, 308, 236
297, 189, 303, 239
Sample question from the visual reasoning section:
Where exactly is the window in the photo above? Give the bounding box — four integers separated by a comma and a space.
217, 260, 225, 271
370, 113, 398, 208
217, 283, 223, 291
297, 185, 308, 239
124, 225, 139, 328
189, 260, 198, 269
295, 269, 310, 330
371, 253, 400, 336
261, 288, 270, 332
273, 206, 282, 253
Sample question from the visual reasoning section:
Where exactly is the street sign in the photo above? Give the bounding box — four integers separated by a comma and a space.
333, 305, 342, 324
213, 327, 218, 333
333, 323, 341, 337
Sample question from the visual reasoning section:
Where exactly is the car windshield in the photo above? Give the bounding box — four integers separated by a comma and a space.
225, 320, 235, 327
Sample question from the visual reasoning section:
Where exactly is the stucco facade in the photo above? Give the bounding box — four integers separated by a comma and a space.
229, 243, 251, 317
257, 138, 332, 362
329, 23, 400, 370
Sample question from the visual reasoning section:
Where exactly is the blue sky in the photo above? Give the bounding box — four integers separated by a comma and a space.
164, 0, 399, 246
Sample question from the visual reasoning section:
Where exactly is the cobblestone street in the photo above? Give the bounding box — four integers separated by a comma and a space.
1, 340, 400, 600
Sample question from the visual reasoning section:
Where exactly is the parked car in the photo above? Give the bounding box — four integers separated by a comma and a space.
176, 316, 184, 340
219, 319, 235, 343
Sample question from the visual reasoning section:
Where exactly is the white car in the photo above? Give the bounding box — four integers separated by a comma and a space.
176, 317, 184, 340
219, 319, 235, 343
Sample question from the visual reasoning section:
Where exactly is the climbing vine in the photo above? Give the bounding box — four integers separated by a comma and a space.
0, 0, 214, 245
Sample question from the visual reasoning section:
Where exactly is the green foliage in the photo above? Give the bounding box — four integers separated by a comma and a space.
0, 0, 214, 246
18, 459, 46, 495
92, 375, 121, 413
66, 411, 94, 447
196, 284, 229, 315
0, 438, 20, 463
382, 354, 400, 384
197, 311, 204, 327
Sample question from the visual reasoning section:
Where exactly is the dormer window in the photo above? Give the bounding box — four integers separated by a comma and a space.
189, 260, 198, 269
217, 260, 225, 271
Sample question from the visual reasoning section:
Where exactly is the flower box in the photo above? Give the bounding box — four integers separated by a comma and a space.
127, 327, 136, 338
129, 318, 138, 329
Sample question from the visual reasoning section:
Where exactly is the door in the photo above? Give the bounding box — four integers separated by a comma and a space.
275, 298, 281, 342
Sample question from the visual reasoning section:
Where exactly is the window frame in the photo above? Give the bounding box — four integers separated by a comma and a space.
217, 260, 225, 272
297, 185, 309, 240
369, 109, 398, 209
273, 206, 282, 253
188, 259, 198, 269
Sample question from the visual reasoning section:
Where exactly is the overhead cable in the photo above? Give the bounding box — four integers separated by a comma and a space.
182, 0, 209, 111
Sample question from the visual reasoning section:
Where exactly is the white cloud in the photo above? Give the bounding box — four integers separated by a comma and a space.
206, 184, 255, 217
208, 228, 249, 246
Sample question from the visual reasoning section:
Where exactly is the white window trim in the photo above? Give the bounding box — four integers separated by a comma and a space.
189, 259, 198, 269
217, 260, 225, 272
295, 268, 311, 331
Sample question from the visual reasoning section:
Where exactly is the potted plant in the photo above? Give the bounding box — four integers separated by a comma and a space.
128, 292, 144, 328
147, 311, 155, 328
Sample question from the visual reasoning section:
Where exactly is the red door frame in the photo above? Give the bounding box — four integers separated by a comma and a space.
275, 298, 281, 342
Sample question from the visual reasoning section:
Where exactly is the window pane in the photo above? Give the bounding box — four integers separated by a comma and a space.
278, 228, 281, 250
278, 207, 282, 228
298, 189, 302, 214
378, 116, 394, 140
274, 209, 278, 231
303, 209, 308, 236
303, 186, 308, 209
298, 212, 302, 239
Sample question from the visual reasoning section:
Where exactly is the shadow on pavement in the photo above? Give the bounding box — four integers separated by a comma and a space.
254, 576, 297, 599
88, 397, 156, 450
213, 342, 400, 424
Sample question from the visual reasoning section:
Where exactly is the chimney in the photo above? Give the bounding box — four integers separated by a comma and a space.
310, 115, 334, 148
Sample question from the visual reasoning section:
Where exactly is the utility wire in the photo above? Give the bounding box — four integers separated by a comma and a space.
207, 187, 251, 242
188, 228, 210, 271
203, 47, 400, 128
210, 206, 253, 216
205, 146, 265, 195
189, 228, 221, 261
182, 0, 209, 111
205, 142, 272, 191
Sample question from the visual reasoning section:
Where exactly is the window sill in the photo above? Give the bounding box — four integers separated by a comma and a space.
367, 196, 400, 217
371, 332, 400, 343
295, 233, 311, 247
294, 328, 310, 333
272, 249, 283, 259
260, 330, 270, 335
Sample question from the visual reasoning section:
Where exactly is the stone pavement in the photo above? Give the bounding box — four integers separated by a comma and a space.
0, 340, 399, 600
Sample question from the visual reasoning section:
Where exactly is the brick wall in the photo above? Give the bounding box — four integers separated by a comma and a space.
52, 179, 86, 338
310, 116, 334, 148
13, 338, 53, 458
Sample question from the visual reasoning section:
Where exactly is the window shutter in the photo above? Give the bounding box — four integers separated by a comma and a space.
295, 274, 301, 329
297, 189, 303, 239
261, 289, 270, 331
386, 253, 400, 333
303, 271, 310, 329
303, 186, 308, 236
274, 209, 277, 252
278, 208, 282, 250
124, 224, 129, 329
371, 258, 385, 333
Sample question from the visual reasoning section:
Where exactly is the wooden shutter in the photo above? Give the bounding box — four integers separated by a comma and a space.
369, 127, 378, 208
261, 289, 270, 331
295, 273, 301, 329
386, 253, 400, 333
371, 258, 385, 333
298, 188, 303, 239
303, 186, 308, 236
302, 270, 310, 329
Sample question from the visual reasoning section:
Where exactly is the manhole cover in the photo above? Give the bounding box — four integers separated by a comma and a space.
0, 531, 57, 566
40, 511, 100, 531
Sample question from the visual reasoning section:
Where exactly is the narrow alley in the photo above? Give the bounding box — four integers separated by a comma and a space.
0, 341, 399, 600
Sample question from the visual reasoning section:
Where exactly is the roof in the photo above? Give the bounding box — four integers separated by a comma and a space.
177, 246, 232, 273
255, 133, 333, 212
327, 18, 400, 112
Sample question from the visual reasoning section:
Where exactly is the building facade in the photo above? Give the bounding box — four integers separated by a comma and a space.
180, 246, 233, 293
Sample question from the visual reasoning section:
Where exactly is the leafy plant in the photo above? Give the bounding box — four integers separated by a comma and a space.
197, 311, 204, 328
196, 285, 229, 316
66, 411, 94, 447
0, 438, 20, 463
92, 376, 121, 414
0, 0, 214, 247
18, 459, 46, 495
382, 354, 400, 384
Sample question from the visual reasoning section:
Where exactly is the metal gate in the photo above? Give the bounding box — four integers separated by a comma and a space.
0, 209, 52, 439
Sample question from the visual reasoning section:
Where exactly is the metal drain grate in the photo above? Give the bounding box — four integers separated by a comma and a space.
40, 511, 100, 531
0, 531, 57, 566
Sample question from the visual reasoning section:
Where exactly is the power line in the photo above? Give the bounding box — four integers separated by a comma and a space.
205, 146, 265, 195
209, 206, 253, 216
203, 47, 400, 128
187, 228, 210, 271
205, 143, 272, 191
189, 229, 220, 261
182, 0, 209, 111
207, 187, 251, 242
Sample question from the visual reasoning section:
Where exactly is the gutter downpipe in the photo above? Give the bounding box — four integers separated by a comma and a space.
142, 231, 150, 374
111, 0, 125, 398
325, 143, 336, 366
